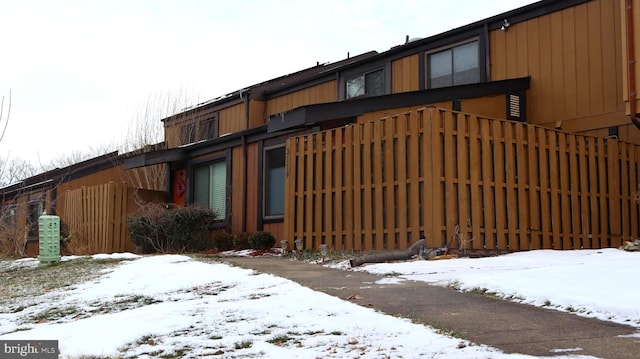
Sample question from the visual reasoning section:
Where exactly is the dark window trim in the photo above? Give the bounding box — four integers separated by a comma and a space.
424, 37, 485, 90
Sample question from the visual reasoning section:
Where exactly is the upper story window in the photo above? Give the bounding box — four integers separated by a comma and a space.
346, 69, 384, 99
427, 40, 480, 89
197, 117, 217, 142
180, 123, 196, 145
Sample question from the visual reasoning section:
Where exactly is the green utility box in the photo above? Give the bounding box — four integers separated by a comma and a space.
38, 215, 61, 265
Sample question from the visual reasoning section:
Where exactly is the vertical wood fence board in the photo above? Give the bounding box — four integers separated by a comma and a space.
373, 120, 385, 250
304, 135, 314, 249
620, 143, 630, 241
558, 134, 572, 249
607, 140, 621, 247
344, 126, 355, 250
515, 124, 530, 250
408, 112, 421, 245
362, 123, 374, 249
324, 132, 334, 248
630, 146, 639, 237
456, 114, 472, 252
314, 133, 324, 251
296, 139, 306, 243
468, 116, 483, 249
396, 114, 409, 248
423, 109, 437, 246
352, 124, 363, 250
444, 111, 458, 248
527, 126, 541, 249
481, 120, 496, 249
597, 139, 609, 247
504, 122, 519, 249
492, 120, 507, 249
386, 117, 399, 248
588, 137, 600, 247
538, 129, 552, 249
334, 130, 344, 251
568, 134, 582, 249
577, 137, 591, 248
548, 131, 562, 249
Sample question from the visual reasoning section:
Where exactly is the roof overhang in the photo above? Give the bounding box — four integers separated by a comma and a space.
267, 77, 531, 132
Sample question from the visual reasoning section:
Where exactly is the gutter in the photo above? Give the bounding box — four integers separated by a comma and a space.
626, 0, 640, 130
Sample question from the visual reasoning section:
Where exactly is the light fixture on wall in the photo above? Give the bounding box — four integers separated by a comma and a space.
500, 19, 510, 31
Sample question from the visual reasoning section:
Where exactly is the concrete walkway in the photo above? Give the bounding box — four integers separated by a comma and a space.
221, 256, 640, 358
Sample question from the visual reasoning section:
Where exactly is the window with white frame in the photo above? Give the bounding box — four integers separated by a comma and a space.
427, 40, 480, 89
264, 146, 286, 217
194, 161, 227, 220
345, 69, 385, 99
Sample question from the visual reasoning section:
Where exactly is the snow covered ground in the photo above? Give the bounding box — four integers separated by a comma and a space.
0, 249, 637, 358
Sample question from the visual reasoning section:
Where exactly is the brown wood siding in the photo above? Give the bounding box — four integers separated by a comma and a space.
263, 222, 284, 242
249, 99, 266, 127
391, 54, 420, 93
219, 103, 246, 135
490, 0, 625, 131
355, 96, 506, 125
266, 81, 337, 116
461, 95, 506, 120
165, 125, 180, 148
245, 142, 259, 233
231, 146, 244, 234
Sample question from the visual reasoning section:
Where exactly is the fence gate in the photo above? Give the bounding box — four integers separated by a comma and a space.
62, 182, 129, 253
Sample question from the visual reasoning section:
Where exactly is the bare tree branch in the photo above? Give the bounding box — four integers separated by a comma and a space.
0, 89, 10, 143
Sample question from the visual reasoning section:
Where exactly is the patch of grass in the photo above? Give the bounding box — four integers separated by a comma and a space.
330, 330, 344, 335
209, 335, 223, 340
29, 305, 82, 323
0, 257, 132, 309
383, 271, 402, 277
159, 346, 192, 358
234, 340, 252, 349
566, 306, 576, 313
435, 328, 466, 340
303, 330, 325, 335
267, 334, 293, 345
543, 299, 552, 307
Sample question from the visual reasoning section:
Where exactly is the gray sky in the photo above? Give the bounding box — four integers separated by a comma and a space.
0, 0, 537, 165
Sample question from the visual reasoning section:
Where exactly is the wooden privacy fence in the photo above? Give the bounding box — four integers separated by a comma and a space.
62, 182, 129, 253
284, 107, 640, 252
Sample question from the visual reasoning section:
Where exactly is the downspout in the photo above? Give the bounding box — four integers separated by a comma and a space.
239, 89, 249, 233
625, 0, 640, 130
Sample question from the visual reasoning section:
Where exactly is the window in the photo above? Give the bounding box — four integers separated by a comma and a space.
427, 40, 480, 89
27, 200, 44, 238
264, 146, 286, 217
1, 204, 16, 227
180, 123, 196, 145
194, 161, 227, 220
346, 69, 385, 99
197, 117, 217, 141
